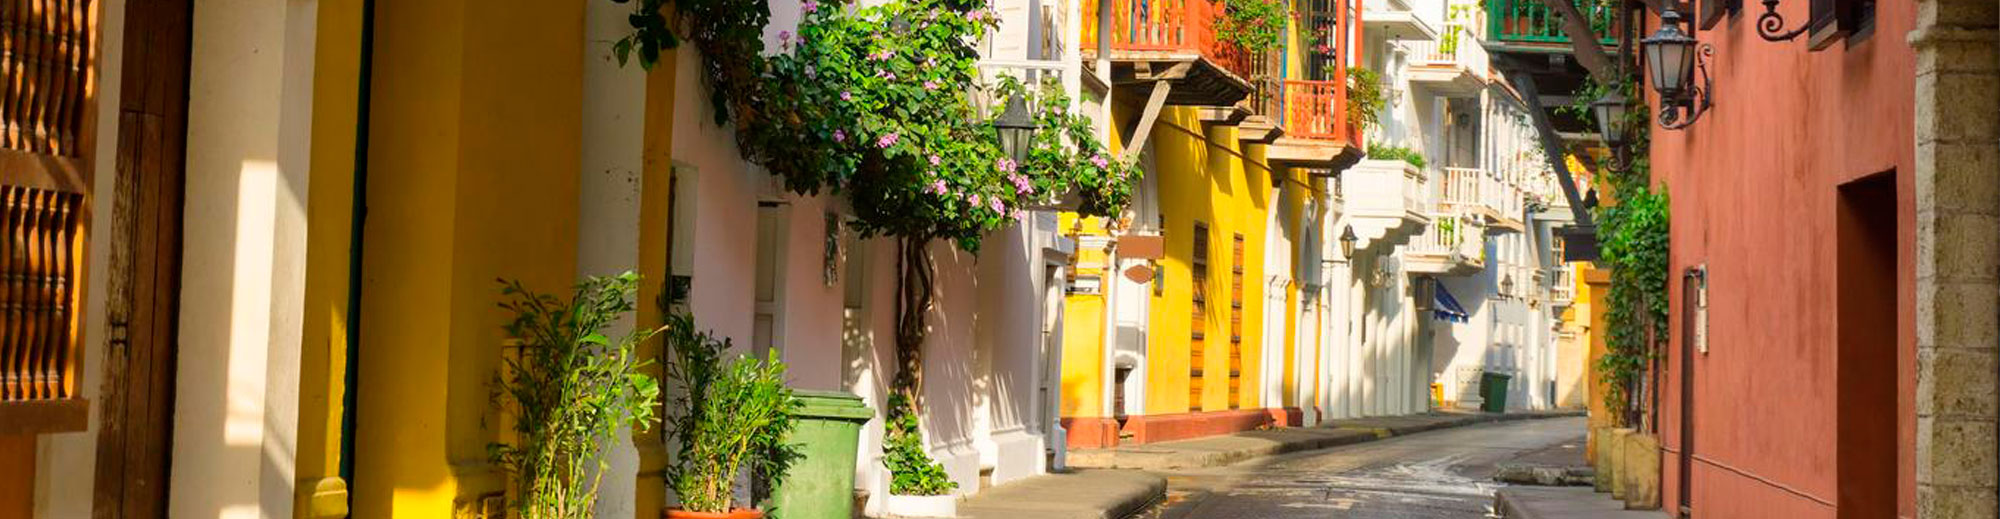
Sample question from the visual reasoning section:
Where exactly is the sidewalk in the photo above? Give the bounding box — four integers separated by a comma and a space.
955, 468, 1165, 519
1065, 409, 1584, 471
1494, 487, 1668, 519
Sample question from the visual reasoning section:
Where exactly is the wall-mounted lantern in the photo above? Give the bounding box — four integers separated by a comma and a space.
1339, 225, 1358, 259
995, 93, 1035, 166
1590, 91, 1630, 147
1643, 8, 1714, 130
1500, 274, 1516, 298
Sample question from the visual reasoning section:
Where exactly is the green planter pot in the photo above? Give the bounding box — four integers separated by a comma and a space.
1479, 372, 1512, 413
767, 390, 874, 519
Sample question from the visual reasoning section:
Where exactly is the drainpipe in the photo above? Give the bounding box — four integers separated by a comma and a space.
338, 0, 376, 485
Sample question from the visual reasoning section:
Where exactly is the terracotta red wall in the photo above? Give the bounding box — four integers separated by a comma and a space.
1646, 3, 1918, 518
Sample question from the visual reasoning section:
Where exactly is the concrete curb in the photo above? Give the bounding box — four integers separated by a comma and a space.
955, 468, 1166, 519
1069, 410, 1583, 471
1494, 487, 1668, 519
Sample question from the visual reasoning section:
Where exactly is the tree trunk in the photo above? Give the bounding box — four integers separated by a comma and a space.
892, 236, 935, 409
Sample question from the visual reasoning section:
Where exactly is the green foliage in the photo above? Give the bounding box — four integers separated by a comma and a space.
1212, 0, 1288, 54
1570, 76, 1671, 427
490, 272, 664, 519
1365, 143, 1427, 169
1438, 4, 1476, 55
1346, 67, 1385, 132
659, 312, 803, 514
882, 393, 957, 495
617, 0, 1138, 251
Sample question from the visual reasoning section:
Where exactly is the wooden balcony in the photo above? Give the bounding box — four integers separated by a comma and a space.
1083, 0, 1255, 106
1404, 212, 1486, 276
1403, 22, 1488, 97
1267, 79, 1363, 169
1439, 166, 1527, 234
1484, 0, 1618, 49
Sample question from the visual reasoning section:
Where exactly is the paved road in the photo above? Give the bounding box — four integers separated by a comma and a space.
1133, 416, 1590, 519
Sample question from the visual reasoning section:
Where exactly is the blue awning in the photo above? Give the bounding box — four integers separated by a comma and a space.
1434, 284, 1470, 323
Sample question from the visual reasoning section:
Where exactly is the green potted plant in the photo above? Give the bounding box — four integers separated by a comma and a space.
490, 272, 664, 519
660, 312, 802, 519
880, 393, 959, 518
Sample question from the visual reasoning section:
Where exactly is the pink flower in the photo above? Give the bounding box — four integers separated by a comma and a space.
802, 0, 818, 13
968, 193, 983, 209
995, 157, 1017, 173
841, 91, 853, 101
881, 70, 897, 80
1008, 173, 1034, 195
877, 132, 899, 148
987, 196, 1005, 213
923, 80, 939, 90
1090, 154, 1109, 169
929, 154, 942, 166
780, 30, 792, 43
833, 129, 846, 142
927, 179, 948, 194
968, 10, 984, 21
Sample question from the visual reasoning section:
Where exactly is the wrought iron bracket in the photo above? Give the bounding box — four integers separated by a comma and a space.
1659, 44, 1715, 131
1757, 0, 1809, 41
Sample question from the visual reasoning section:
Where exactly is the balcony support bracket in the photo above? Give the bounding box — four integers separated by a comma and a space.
1497, 61, 1594, 228
1120, 80, 1175, 161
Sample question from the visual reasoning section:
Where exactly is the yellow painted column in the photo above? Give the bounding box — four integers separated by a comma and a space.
296, 0, 366, 516
353, 0, 585, 516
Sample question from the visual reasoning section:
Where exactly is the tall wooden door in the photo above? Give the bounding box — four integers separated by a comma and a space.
1228, 234, 1244, 409
92, 0, 191, 516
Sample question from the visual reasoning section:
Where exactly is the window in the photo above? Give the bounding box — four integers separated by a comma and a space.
752, 202, 787, 357
1809, 0, 1876, 50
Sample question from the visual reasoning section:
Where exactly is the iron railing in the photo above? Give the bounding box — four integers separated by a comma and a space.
1485, 0, 1618, 45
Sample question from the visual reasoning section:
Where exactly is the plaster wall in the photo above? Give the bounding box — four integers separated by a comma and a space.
1647, 3, 1919, 517
169, 0, 321, 515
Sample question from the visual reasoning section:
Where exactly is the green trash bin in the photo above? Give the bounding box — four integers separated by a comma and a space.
1479, 372, 1512, 413
768, 390, 874, 519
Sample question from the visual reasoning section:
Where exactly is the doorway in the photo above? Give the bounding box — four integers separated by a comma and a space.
1834, 171, 1898, 519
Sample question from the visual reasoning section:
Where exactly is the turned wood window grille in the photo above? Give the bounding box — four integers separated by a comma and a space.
0, 0, 97, 435
1189, 222, 1209, 412
0, 186, 82, 402
1228, 233, 1243, 409
3, 0, 95, 157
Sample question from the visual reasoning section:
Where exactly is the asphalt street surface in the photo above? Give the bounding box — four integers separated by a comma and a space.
1133, 416, 1590, 519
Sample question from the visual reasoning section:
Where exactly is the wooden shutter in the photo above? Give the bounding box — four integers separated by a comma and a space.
1189, 222, 1208, 412
1807, 0, 1873, 50
0, 0, 98, 435
1228, 234, 1243, 410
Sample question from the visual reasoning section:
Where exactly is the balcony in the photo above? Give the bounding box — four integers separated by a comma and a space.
1548, 265, 1575, 309
1082, 0, 1255, 106
1363, 0, 1439, 41
1484, 0, 1618, 48
1403, 212, 1485, 276
1204, 49, 1287, 143
1340, 159, 1430, 253
1439, 167, 1526, 234
1267, 79, 1364, 168
1401, 22, 1488, 97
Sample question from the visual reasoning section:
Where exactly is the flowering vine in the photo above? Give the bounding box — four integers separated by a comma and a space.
616, 0, 1139, 496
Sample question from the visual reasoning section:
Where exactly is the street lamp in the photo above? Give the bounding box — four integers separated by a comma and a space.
1500, 274, 1516, 298
995, 93, 1035, 167
1339, 225, 1358, 259
1590, 91, 1629, 147
1642, 7, 1713, 130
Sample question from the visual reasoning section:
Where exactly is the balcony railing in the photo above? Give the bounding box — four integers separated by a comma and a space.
1083, 0, 1248, 77
973, 60, 1074, 112
1482, 171, 1525, 220
1282, 79, 1357, 143
1439, 167, 1483, 214
1403, 22, 1490, 78
1246, 49, 1284, 118
1485, 0, 1618, 45
1406, 212, 1480, 261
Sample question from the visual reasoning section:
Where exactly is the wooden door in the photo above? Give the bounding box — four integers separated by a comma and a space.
92, 0, 190, 516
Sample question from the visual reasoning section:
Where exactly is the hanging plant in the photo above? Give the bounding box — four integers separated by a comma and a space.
1211, 0, 1288, 55
1347, 66, 1385, 132
614, 0, 1139, 496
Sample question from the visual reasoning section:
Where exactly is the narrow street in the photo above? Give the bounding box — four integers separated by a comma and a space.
1134, 417, 1589, 519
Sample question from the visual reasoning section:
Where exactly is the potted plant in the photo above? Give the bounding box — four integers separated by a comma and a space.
490, 272, 664, 519
660, 312, 802, 519
879, 394, 959, 518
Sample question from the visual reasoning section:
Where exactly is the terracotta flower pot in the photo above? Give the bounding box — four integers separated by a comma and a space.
663, 507, 764, 519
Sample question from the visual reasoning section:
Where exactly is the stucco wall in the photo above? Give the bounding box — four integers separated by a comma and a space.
1647, 2, 1920, 516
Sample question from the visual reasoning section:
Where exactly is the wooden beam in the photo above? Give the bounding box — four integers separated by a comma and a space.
1120, 80, 1174, 161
